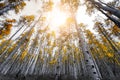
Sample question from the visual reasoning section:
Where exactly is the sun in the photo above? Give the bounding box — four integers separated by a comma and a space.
51, 9, 67, 27
46, 4, 69, 32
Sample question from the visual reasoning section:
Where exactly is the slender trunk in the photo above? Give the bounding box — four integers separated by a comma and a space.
98, 8, 120, 28
97, 24, 119, 53
0, 2, 21, 15
74, 18, 101, 79
87, 0, 120, 28
90, 0, 120, 19
97, 24, 120, 76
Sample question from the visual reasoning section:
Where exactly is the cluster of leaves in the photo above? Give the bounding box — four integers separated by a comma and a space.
22, 15, 35, 22
42, 0, 54, 11
0, 3, 5, 8
0, 19, 16, 39
14, 1, 26, 13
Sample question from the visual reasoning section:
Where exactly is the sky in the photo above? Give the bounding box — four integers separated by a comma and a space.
26, 0, 113, 31
0, 0, 114, 39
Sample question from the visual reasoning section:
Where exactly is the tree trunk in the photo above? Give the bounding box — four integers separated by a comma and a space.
0, 1, 24, 15
89, 0, 120, 19
74, 18, 101, 79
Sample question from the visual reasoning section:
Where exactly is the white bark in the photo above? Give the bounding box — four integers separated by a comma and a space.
75, 20, 101, 79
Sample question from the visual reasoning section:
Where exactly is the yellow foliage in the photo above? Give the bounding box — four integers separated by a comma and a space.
14, 1, 26, 13
62, 56, 67, 63
6, 24, 12, 29
71, 44, 75, 49
52, 42, 56, 47
2, 29, 10, 35
6, 19, 16, 23
21, 51, 27, 60
49, 59, 57, 65
67, 17, 74, 23
0, 23, 12, 37
21, 1, 26, 7
44, 1, 53, 11
88, 40, 92, 44
107, 53, 113, 58
14, 5, 19, 13
44, 48, 47, 51
62, 47, 67, 53
101, 36, 107, 43
4, 30, 10, 35
48, 40, 51, 45
39, 49, 42, 54
0, 35, 3, 39
112, 25, 120, 32
75, 47, 79, 53
23, 15, 35, 22
46, 33, 51, 38
51, 31, 56, 38
8, 47, 14, 52
47, 48, 52, 55
0, 3, 5, 8
40, 17, 46, 21
101, 45, 108, 51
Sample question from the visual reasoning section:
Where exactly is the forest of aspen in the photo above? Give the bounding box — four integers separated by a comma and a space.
0, 0, 120, 80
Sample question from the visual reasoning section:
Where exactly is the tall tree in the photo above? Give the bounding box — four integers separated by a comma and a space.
61, 0, 101, 79
85, 0, 120, 28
